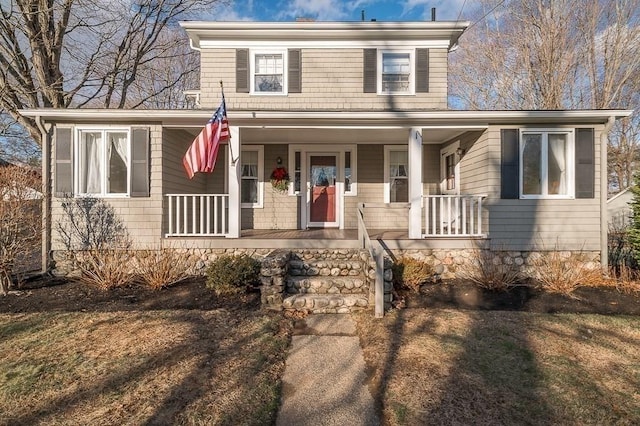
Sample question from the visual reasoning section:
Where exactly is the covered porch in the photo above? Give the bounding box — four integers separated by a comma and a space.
162, 116, 490, 245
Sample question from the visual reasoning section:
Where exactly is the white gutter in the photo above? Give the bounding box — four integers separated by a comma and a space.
20, 109, 634, 123
601, 115, 616, 273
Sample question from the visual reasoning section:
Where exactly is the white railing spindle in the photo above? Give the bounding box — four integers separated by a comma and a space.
421, 195, 487, 238
165, 194, 230, 237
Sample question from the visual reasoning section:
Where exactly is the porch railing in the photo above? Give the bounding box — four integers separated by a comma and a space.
423, 195, 487, 237
357, 203, 390, 318
165, 194, 229, 237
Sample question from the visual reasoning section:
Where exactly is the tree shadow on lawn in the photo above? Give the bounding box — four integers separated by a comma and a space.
3, 308, 287, 425
363, 309, 554, 425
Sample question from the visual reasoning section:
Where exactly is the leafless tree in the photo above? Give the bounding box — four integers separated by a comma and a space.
450, 0, 640, 191
0, 0, 221, 145
0, 164, 41, 295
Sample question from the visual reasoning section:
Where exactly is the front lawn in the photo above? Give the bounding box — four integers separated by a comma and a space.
355, 309, 640, 425
0, 308, 290, 425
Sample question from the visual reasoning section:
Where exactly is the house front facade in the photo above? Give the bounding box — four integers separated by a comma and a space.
23, 21, 631, 311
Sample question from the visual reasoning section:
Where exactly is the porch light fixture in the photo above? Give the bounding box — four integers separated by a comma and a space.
456, 147, 465, 156
276, 156, 282, 165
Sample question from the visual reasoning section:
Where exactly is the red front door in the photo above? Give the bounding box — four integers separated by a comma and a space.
309, 155, 337, 225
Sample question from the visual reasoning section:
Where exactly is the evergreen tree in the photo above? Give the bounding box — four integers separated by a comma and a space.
626, 172, 640, 263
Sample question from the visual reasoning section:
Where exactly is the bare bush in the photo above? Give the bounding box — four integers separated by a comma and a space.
76, 249, 134, 290
0, 165, 41, 295
136, 248, 191, 290
459, 250, 521, 292
392, 257, 433, 292
606, 263, 640, 294
531, 252, 602, 294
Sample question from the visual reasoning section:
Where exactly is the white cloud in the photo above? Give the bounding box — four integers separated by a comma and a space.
276, 0, 378, 21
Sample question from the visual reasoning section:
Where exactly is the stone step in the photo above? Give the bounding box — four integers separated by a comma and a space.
282, 294, 370, 313
288, 259, 365, 277
286, 276, 368, 294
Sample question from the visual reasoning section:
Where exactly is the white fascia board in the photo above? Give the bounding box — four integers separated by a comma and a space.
21, 109, 634, 127
180, 21, 469, 50
197, 39, 451, 49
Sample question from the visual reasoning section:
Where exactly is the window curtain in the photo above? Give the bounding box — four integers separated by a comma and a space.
110, 132, 128, 165
548, 135, 566, 194
83, 133, 102, 194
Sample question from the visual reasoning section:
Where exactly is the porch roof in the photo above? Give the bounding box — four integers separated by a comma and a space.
22, 108, 633, 128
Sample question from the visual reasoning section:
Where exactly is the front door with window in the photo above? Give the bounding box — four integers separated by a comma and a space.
307, 155, 338, 227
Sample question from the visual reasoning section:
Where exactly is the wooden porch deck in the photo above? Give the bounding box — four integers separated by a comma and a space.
163, 228, 487, 250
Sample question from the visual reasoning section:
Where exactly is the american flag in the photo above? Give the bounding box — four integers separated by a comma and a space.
183, 95, 230, 179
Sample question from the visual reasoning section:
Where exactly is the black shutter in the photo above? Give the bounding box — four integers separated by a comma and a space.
363, 49, 377, 93
416, 48, 430, 93
130, 127, 150, 197
54, 127, 72, 197
575, 128, 595, 199
236, 49, 249, 93
501, 129, 520, 199
288, 49, 302, 93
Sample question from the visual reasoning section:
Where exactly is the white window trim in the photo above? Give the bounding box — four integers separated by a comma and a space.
519, 128, 575, 200
241, 145, 264, 208
74, 126, 131, 198
343, 148, 357, 196
440, 141, 460, 195
377, 49, 415, 95
384, 145, 408, 203
250, 49, 288, 96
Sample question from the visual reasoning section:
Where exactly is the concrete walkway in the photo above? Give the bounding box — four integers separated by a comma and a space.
277, 314, 379, 426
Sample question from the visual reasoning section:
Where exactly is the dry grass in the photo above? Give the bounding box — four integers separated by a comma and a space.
0, 309, 291, 425
459, 250, 521, 291
355, 309, 640, 425
532, 252, 602, 294
602, 264, 640, 294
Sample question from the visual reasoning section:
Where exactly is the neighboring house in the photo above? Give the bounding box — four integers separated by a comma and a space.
21, 20, 632, 309
608, 188, 633, 231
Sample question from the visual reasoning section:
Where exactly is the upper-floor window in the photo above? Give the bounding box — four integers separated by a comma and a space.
378, 50, 414, 95
520, 129, 574, 199
251, 50, 286, 95
76, 128, 130, 196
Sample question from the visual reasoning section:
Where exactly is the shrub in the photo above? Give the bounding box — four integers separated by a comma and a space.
531, 252, 601, 294
206, 254, 261, 296
459, 250, 521, 292
392, 257, 433, 292
76, 249, 134, 290
136, 248, 191, 290
607, 263, 640, 294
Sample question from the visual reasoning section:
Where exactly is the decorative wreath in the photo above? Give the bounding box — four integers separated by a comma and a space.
270, 166, 290, 193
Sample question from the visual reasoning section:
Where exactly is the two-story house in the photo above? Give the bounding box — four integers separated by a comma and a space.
22, 20, 631, 312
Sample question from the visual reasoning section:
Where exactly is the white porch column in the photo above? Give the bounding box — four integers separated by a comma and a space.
227, 126, 241, 238
408, 127, 423, 239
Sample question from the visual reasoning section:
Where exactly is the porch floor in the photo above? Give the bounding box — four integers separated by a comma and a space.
164, 228, 487, 250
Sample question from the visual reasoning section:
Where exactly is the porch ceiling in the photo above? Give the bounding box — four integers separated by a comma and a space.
179, 126, 481, 144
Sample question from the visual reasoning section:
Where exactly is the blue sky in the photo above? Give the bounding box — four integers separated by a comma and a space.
213, 0, 471, 22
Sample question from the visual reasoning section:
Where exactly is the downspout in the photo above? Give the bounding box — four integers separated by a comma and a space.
35, 116, 52, 273
600, 116, 615, 273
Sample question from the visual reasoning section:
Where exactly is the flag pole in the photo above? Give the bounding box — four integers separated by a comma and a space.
221, 80, 237, 165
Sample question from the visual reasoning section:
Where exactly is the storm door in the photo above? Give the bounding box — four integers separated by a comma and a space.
307, 154, 338, 227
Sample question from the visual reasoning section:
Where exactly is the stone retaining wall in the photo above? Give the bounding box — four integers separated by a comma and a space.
392, 249, 601, 280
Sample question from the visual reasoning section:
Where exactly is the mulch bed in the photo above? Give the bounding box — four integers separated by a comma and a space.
0, 276, 260, 314
401, 279, 640, 315
2, 276, 639, 316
